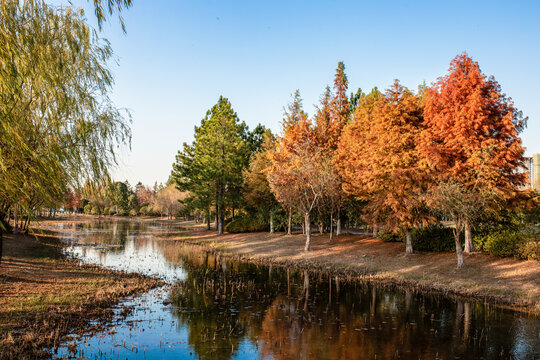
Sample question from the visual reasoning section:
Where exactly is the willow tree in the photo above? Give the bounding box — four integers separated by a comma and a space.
0, 1, 131, 262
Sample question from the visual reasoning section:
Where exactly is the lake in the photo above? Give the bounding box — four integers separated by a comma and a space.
44, 219, 539, 359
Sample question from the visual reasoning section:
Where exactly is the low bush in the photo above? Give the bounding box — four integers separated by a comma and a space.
518, 239, 540, 260
378, 224, 455, 252
225, 216, 267, 233
83, 204, 92, 214
477, 230, 540, 260
129, 209, 138, 217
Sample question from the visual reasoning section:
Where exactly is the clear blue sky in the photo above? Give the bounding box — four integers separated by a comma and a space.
74, 0, 540, 186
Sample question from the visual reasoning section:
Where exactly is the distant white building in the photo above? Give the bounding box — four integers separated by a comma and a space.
523, 154, 540, 191
534, 154, 540, 191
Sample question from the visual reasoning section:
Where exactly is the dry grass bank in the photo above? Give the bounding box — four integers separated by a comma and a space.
0, 232, 163, 359
175, 221, 540, 314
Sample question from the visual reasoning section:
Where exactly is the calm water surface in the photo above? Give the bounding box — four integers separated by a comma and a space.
45, 220, 539, 360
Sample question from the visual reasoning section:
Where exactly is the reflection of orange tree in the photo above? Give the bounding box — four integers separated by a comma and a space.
167, 258, 296, 360
257, 278, 511, 360
161, 247, 527, 359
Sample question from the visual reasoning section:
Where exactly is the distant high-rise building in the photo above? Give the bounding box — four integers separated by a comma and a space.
533, 153, 540, 191
523, 156, 533, 189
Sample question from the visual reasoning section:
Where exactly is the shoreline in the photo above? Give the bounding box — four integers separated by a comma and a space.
173, 223, 540, 316
0, 231, 164, 359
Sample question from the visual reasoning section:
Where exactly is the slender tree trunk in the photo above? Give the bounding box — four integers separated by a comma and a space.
0, 231, 3, 265
206, 213, 210, 230
318, 221, 323, 235
215, 205, 219, 231
329, 211, 334, 242
464, 219, 474, 253
13, 206, 18, 235
372, 223, 377, 237
269, 213, 274, 234
287, 208, 292, 235
405, 229, 413, 254
304, 212, 311, 251
454, 227, 465, 268
336, 208, 341, 236
218, 206, 224, 235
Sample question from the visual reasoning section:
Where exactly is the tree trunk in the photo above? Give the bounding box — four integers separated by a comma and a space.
304, 212, 311, 251
287, 208, 292, 235
215, 207, 218, 231
0, 232, 3, 265
454, 228, 465, 268
336, 208, 341, 236
464, 219, 474, 253
318, 221, 323, 235
218, 207, 224, 235
329, 211, 334, 242
13, 206, 18, 235
405, 229, 413, 254
206, 214, 210, 230
269, 213, 274, 234
372, 223, 377, 237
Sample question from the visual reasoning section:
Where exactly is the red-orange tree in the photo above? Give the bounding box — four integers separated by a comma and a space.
337, 81, 430, 253
420, 53, 527, 267
267, 95, 337, 251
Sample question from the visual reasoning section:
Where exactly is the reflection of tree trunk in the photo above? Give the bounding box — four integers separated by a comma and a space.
464, 220, 474, 253
287, 208, 292, 235
372, 223, 377, 237
370, 286, 376, 317
463, 302, 471, 340
287, 268, 290, 297
405, 290, 412, 313
455, 301, 464, 340
303, 270, 309, 312
328, 276, 332, 304
405, 229, 413, 254
304, 212, 311, 251
335, 276, 340, 296
269, 213, 274, 234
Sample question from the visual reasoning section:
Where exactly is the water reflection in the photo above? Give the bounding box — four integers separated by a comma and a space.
50, 221, 539, 360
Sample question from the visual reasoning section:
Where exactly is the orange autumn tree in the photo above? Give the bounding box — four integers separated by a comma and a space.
420, 53, 527, 267
267, 93, 337, 251
313, 62, 350, 238
338, 81, 430, 253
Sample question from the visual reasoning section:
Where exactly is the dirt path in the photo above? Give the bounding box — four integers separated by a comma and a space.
0, 232, 162, 359
175, 222, 540, 314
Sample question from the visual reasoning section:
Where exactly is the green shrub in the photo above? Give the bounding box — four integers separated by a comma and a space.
225, 216, 267, 233
482, 230, 525, 258
90, 206, 99, 215
411, 224, 456, 252
377, 230, 402, 242
129, 209, 138, 217
518, 238, 540, 260
378, 224, 455, 252
83, 204, 92, 214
